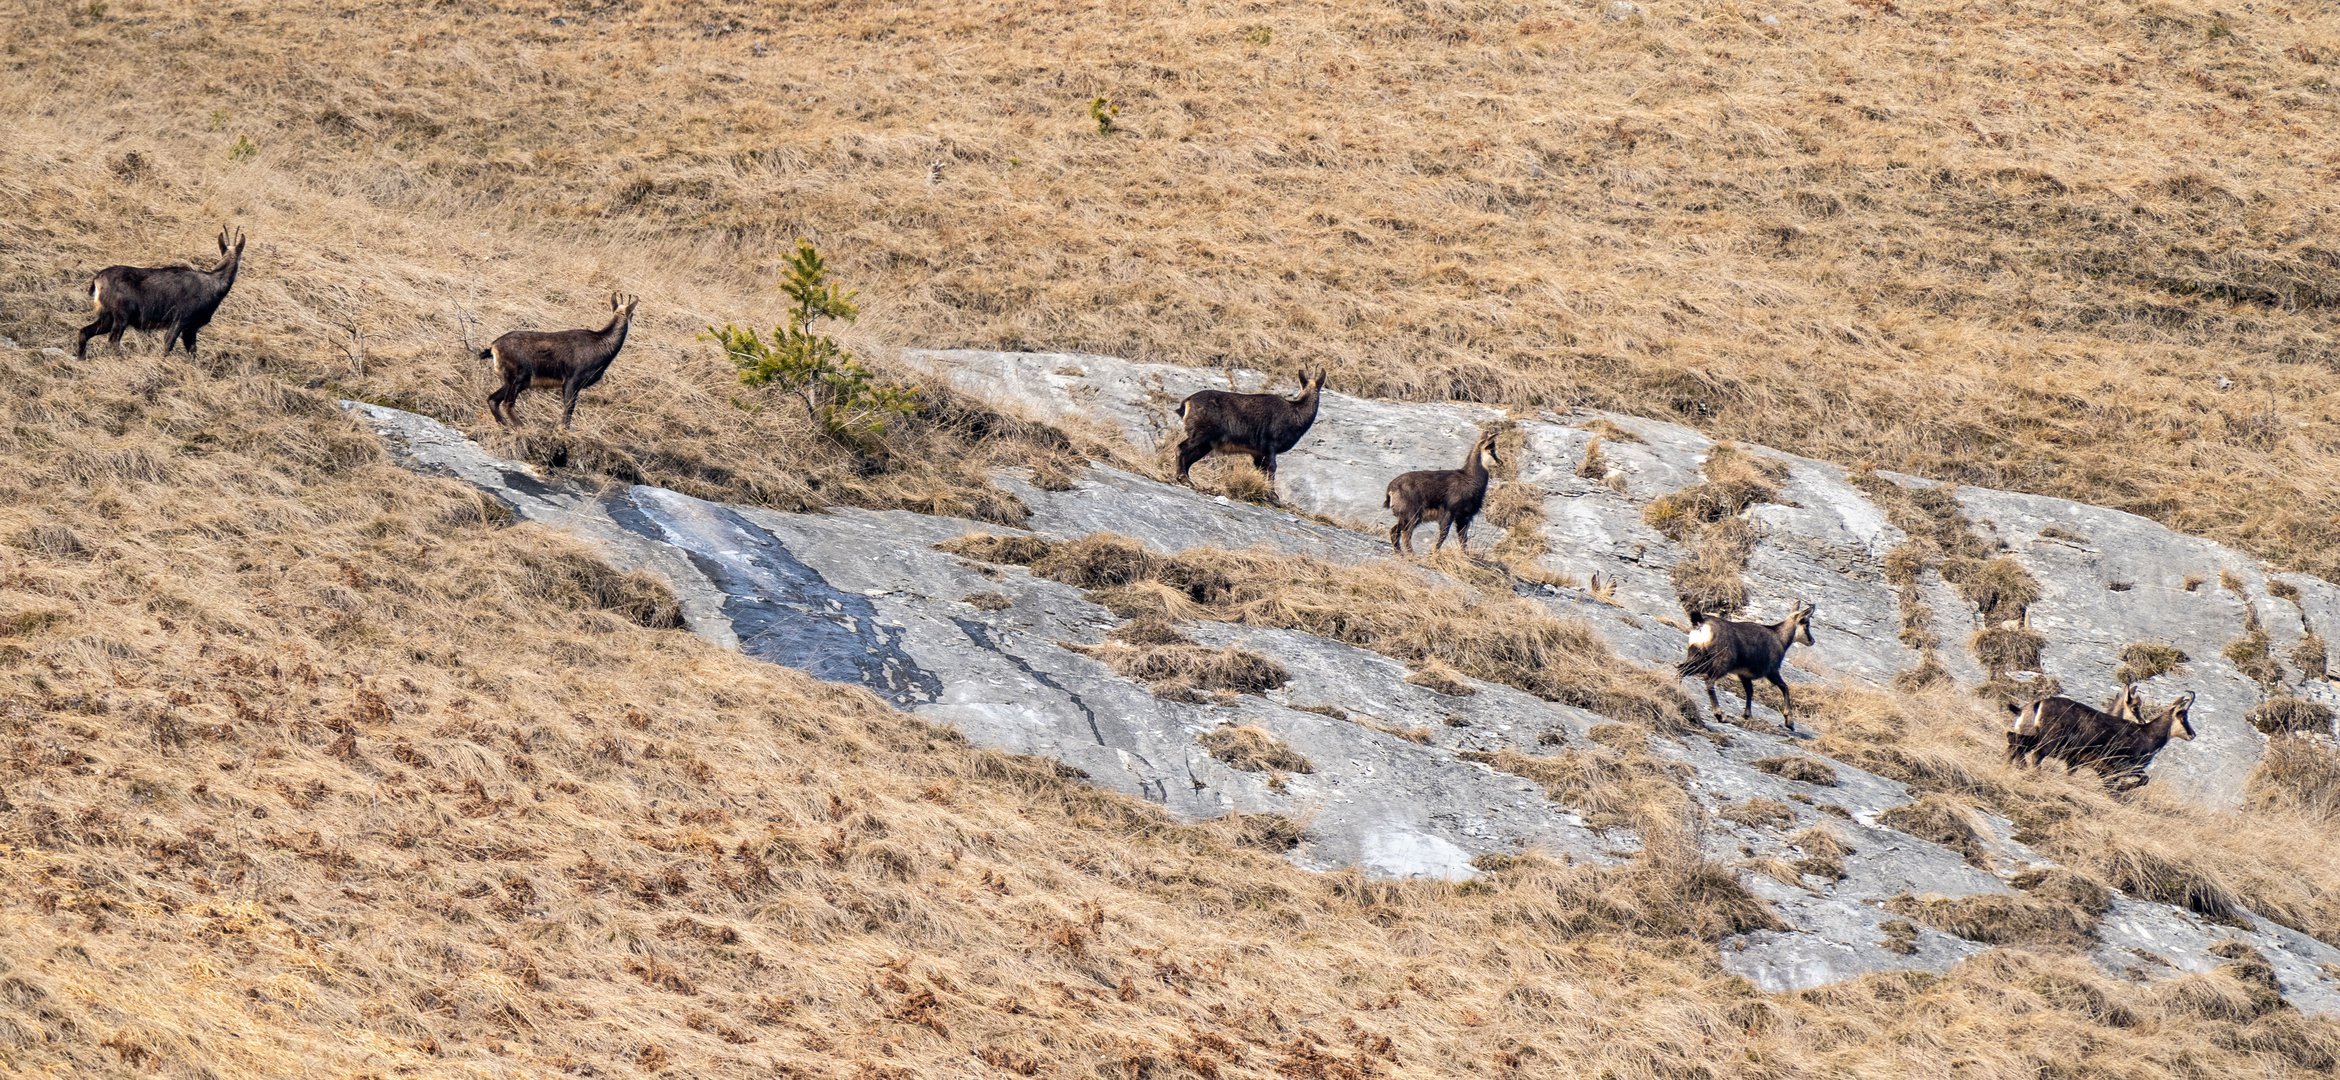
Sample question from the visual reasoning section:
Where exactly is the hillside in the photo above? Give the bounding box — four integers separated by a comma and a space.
7, 0, 2340, 1077
5, 1, 2340, 570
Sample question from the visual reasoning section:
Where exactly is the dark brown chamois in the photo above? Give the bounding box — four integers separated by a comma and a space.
1678, 603, 1816, 731
1384, 430, 1501, 555
1173, 369, 1326, 486
76, 226, 246, 361
2005, 685, 2138, 768
2010, 686, 2195, 791
483, 293, 640, 428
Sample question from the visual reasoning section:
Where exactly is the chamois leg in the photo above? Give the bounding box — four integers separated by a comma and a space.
1738, 674, 1756, 720
1769, 672, 1795, 732
1256, 451, 1277, 478
107, 323, 129, 356
560, 380, 582, 429
1703, 677, 1721, 718
75, 315, 111, 360
1453, 517, 1471, 552
1173, 437, 1212, 484
176, 324, 200, 360
1432, 517, 1452, 552
1388, 518, 1408, 555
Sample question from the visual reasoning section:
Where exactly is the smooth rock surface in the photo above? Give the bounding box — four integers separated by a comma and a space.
349, 347, 2340, 1012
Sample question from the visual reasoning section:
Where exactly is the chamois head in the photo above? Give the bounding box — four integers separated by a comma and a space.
609, 292, 640, 321
2156, 691, 2197, 740
1785, 601, 1816, 646
214, 226, 247, 268
1470, 430, 1501, 471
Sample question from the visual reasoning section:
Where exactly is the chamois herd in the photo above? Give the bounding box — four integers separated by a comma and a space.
69, 229, 2218, 788
1171, 373, 2209, 787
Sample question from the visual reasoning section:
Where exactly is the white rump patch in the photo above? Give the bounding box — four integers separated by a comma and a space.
1685, 622, 1715, 648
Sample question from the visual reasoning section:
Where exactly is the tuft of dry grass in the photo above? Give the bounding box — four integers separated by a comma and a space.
1721, 797, 1799, 830
2250, 736, 2340, 821
1645, 444, 1787, 539
1753, 755, 1840, 787
2248, 696, 2337, 737
2118, 641, 2191, 684
1199, 724, 1313, 775
1886, 892, 2099, 950
1879, 794, 1992, 870
2293, 633, 2330, 681
1465, 745, 1692, 836
1972, 624, 2048, 677
947, 533, 1699, 732
1071, 640, 1289, 703
1402, 658, 1477, 697
1788, 825, 1852, 883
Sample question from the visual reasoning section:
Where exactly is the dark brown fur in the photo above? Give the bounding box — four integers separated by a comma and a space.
1173, 370, 1325, 485
1678, 603, 1816, 731
483, 293, 639, 428
1384, 431, 1501, 555
2008, 686, 2195, 790
76, 226, 246, 361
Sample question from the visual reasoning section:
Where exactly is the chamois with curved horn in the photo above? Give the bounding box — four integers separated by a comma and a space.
1172, 369, 1326, 487
483, 293, 640, 428
76, 226, 247, 360
1384, 430, 1501, 555
2005, 684, 2139, 767
1678, 603, 1816, 731
2011, 685, 2195, 790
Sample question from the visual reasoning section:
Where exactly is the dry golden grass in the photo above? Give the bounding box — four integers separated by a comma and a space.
7, 1, 2340, 574
11, 2, 2340, 1075
9, 347, 2340, 1074
943, 531, 1700, 731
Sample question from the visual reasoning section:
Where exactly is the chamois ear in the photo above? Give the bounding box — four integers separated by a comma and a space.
218, 227, 231, 255
233, 228, 246, 253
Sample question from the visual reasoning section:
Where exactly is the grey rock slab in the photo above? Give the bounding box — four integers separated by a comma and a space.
917, 348, 1506, 530
1958, 488, 2279, 807
347, 375, 2340, 1011
346, 401, 1605, 880
995, 463, 1386, 562
2094, 898, 2340, 1015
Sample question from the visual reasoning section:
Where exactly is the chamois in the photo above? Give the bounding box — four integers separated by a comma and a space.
2010, 686, 2195, 790
1678, 603, 1816, 731
2005, 685, 2138, 767
1384, 430, 1501, 555
483, 293, 640, 428
76, 226, 246, 361
1173, 369, 1326, 487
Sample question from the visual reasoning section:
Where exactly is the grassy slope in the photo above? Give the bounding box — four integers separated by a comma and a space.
5, 1, 2340, 1076
7, 0, 2340, 571
5, 343, 2339, 1078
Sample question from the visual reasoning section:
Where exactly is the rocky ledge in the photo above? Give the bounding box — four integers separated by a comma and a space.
344, 348, 2340, 1011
